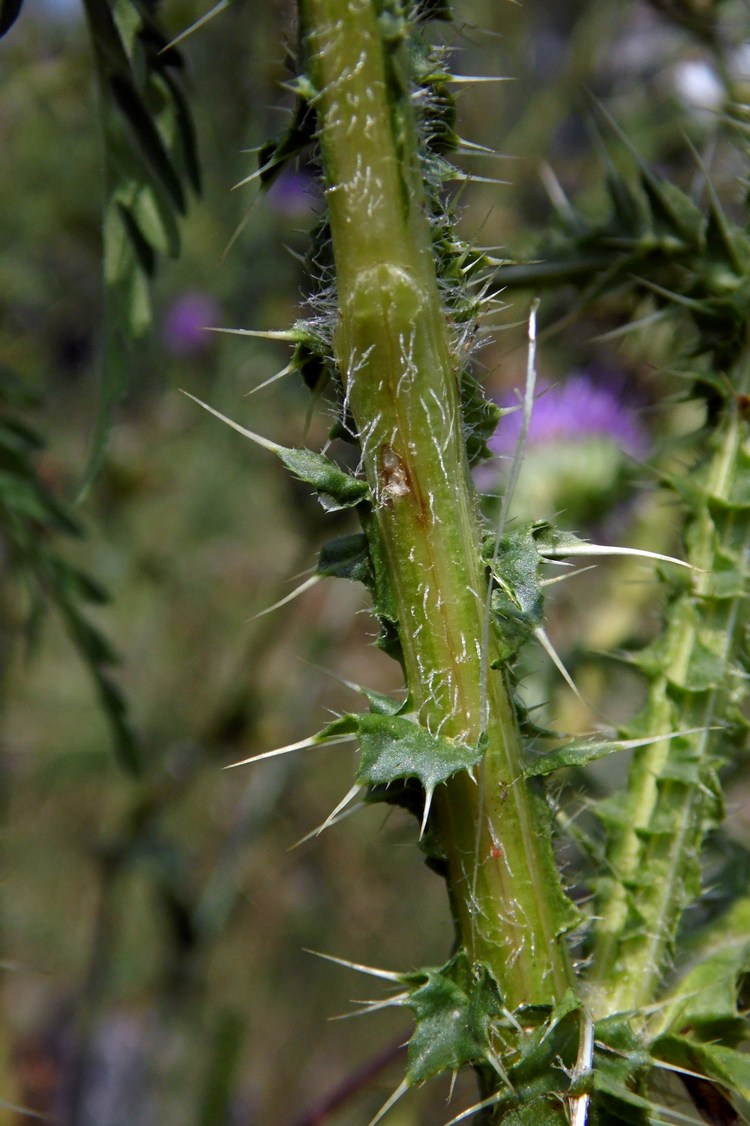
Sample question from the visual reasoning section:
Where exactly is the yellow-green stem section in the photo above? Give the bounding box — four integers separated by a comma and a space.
299, 0, 573, 1006
589, 348, 750, 1017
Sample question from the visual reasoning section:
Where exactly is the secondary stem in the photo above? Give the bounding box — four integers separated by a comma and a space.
589, 346, 750, 1017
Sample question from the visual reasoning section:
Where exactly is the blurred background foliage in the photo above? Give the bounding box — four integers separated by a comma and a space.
2, 0, 750, 1122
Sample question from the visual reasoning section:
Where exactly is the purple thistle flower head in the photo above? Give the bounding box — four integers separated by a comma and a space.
161, 292, 220, 357
489, 373, 649, 459
479, 371, 650, 528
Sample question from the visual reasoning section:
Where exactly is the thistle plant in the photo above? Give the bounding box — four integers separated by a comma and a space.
4, 0, 750, 1121
200, 2, 750, 1121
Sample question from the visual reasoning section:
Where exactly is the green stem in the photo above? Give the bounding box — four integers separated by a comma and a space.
589, 347, 750, 1017
298, 0, 574, 1008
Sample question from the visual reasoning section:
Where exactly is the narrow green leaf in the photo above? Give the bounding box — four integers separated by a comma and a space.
357, 688, 402, 716
161, 69, 202, 194
80, 0, 198, 484
526, 730, 710, 778
108, 73, 185, 213
127, 182, 182, 259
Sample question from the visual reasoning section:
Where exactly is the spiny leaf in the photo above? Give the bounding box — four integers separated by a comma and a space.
352, 712, 483, 793
526, 729, 709, 778
653, 896, 750, 1041
278, 447, 369, 509
531, 523, 693, 570
460, 368, 502, 467
654, 1035, 750, 1118
182, 392, 370, 509
401, 954, 504, 1085
487, 527, 544, 623
317, 534, 370, 582
637, 165, 702, 247
255, 88, 317, 191
286, 711, 484, 838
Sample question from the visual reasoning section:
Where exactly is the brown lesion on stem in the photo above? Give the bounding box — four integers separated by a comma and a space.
377, 443, 411, 503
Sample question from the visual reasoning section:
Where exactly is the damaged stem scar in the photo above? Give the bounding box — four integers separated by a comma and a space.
378, 442, 411, 501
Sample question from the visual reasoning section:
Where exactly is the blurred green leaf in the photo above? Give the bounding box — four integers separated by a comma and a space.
0, 383, 139, 771
79, 0, 199, 487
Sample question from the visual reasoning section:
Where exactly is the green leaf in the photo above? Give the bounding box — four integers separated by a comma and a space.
526, 736, 625, 777
0, 409, 139, 771
158, 68, 202, 195
127, 182, 182, 260
108, 73, 186, 213
358, 508, 400, 656
46, 558, 109, 607
605, 163, 650, 236
488, 527, 544, 624
526, 729, 712, 779
654, 1035, 750, 1117
0, 472, 79, 537
316, 533, 370, 582
80, 0, 198, 484
256, 91, 317, 190
353, 713, 482, 792
690, 1043, 750, 1101
470, 993, 583, 1120
673, 629, 727, 693
0, 416, 44, 454
276, 447, 369, 509
403, 954, 503, 1084
460, 368, 501, 467
638, 166, 702, 246
181, 394, 370, 513
654, 897, 750, 1041
357, 688, 403, 716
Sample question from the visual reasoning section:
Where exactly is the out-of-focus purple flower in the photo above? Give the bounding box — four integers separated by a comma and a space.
489, 373, 649, 459
266, 169, 321, 220
477, 372, 651, 529
161, 292, 219, 357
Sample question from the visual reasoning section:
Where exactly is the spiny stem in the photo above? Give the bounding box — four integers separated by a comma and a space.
588, 343, 750, 1017
298, 0, 574, 1007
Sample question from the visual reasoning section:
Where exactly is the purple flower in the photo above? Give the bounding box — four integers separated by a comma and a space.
161, 292, 219, 357
266, 169, 321, 220
489, 373, 649, 459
